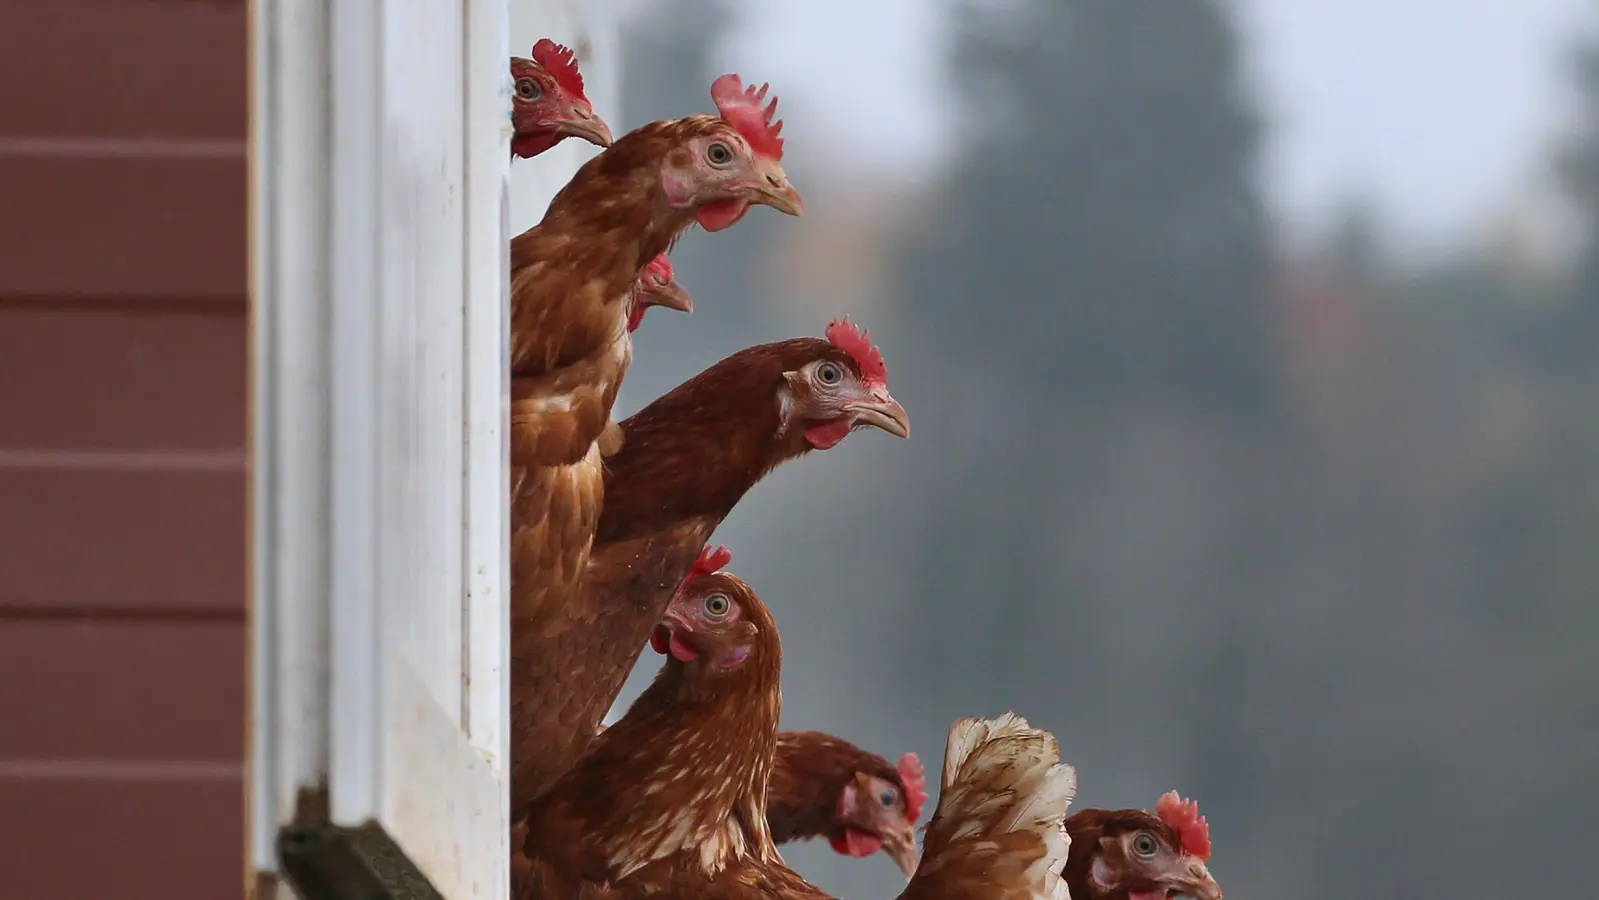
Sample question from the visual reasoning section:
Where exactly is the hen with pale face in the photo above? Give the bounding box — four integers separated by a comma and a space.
650, 559, 761, 672
779, 318, 910, 449
658, 75, 804, 231
826, 765, 923, 876
1066, 793, 1222, 900
510, 39, 613, 158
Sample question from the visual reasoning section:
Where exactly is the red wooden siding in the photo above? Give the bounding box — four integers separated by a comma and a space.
0, 1, 248, 897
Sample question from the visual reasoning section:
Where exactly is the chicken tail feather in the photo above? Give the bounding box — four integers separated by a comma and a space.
906, 713, 1076, 900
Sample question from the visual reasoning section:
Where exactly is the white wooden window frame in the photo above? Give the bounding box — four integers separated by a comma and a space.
249, 2, 618, 898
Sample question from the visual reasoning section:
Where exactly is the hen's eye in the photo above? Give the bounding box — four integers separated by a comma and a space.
878, 789, 897, 808
515, 78, 541, 101
702, 593, 731, 618
815, 361, 844, 386
1131, 832, 1159, 859
706, 141, 734, 165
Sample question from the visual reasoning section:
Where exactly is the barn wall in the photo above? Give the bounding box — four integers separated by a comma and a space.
0, 2, 247, 898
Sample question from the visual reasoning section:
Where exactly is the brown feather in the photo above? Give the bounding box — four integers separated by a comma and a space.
509, 365, 625, 468
503, 119, 706, 633
508, 337, 878, 812
507, 115, 735, 381
766, 731, 905, 845
518, 570, 783, 893
510, 518, 716, 812
507, 361, 618, 631
597, 418, 627, 457
522, 601, 1076, 900
897, 713, 1075, 900
509, 444, 603, 634
582, 723, 910, 851
603, 856, 829, 900
505, 115, 749, 797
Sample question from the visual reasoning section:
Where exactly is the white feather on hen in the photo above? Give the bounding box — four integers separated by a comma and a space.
906, 712, 1077, 900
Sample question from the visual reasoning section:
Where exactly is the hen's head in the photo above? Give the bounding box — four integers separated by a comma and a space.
1066, 792, 1221, 900
510, 39, 613, 158
828, 752, 928, 877
598, 318, 910, 543
627, 253, 693, 332
781, 317, 909, 449
649, 546, 767, 674
657, 74, 804, 231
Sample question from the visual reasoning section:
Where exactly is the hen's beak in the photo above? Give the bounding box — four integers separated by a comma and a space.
880, 822, 919, 879
550, 107, 614, 149
845, 387, 910, 439
1156, 860, 1223, 900
747, 160, 804, 217
651, 607, 692, 657
639, 280, 694, 315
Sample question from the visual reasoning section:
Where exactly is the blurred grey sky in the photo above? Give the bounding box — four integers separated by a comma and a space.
716, 0, 1587, 253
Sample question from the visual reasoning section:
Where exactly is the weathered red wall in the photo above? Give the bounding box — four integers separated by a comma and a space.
0, 2, 247, 897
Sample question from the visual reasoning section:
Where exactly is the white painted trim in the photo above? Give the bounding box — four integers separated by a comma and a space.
325, 0, 385, 824
248, 0, 273, 876
253, 2, 616, 897
251, 0, 334, 877
461, 0, 513, 760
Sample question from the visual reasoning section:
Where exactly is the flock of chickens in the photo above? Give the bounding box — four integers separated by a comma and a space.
500, 38, 1223, 900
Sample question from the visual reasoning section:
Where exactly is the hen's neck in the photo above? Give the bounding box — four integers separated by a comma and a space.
506, 126, 693, 376
597, 339, 830, 546
764, 779, 829, 846
514, 167, 685, 273
515, 121, 694, 257
767, 733, 891, 844
590, 645, 784, 879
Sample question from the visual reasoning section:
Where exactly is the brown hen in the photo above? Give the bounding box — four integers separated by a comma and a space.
506, 74, 802, 746
517, 551, 1077, 900
518, 546, 781, 895
509, 252, 693, 630
509, 318, 909, 814
509, 38, 613, 158
572, 722, 926, 875
767, 731, 926, 877
1063, 793, 1222, 900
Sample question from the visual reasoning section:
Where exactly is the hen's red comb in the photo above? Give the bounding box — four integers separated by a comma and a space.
691, 544, 732, 578
531, 39, 587, 102
710, 74, 785, 161
644, 253, 674, 281
897, 753, 928, 823
1156, 791, 1211, 860
824, 317, 888, 388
